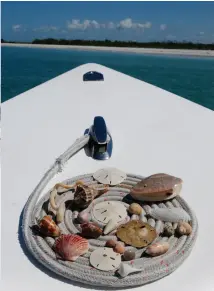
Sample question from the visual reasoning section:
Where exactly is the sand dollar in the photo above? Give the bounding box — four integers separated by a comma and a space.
90, 247, 121, 271
93, 168, 127, 186
92, 201, 127, 224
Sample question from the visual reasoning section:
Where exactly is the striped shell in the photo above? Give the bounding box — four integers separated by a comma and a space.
150, 207, 190, 223
54, 234, 89, 261
38, 215, 60, 237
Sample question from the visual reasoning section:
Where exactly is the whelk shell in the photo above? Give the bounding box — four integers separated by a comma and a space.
130, 173, 183, 202
54, 234, 89, 261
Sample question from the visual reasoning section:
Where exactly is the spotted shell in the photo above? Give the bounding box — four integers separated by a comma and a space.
38, 215, 60, 237
54, 234, 89, 261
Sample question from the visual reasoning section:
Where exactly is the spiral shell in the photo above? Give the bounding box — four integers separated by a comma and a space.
54, 234, 89, 261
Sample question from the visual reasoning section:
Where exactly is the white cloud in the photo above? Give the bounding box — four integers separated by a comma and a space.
117, 18, 152, 29
160, 24, 167, 31
199, 31, 204, 35
166, 34, 176, 40
67, 19, 101, 30
12, 24, 22, 31
33, 26, 58, 32
66, 18, 152, 31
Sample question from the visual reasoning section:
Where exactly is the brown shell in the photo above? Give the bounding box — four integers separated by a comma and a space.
39, 215, 61, 237
74, 185, 97, 208
131, 173, 182, 200
81, 222, 103, 239
116, 220, 157, 248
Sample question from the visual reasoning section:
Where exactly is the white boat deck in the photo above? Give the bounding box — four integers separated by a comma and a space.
2, 63, 214, 291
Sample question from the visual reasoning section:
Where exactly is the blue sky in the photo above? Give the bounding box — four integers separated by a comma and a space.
1, 1, 214, 43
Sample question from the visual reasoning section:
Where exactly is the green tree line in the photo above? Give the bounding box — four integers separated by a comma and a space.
32, 38, 214, 50
2, 38, 214, 50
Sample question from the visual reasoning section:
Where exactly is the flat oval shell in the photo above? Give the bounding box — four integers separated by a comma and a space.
150, 207, 190, 222
92, 201, 127, 224
130, 173, 182, 201
90, 247, 121, 271
93, 168, 127, 186
116, 220, 157, 248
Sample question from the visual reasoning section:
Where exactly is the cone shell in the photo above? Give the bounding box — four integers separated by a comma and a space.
38, 215, 60, 237
146, 242, 169, 257
81, 222, 103, 238
54, 234, 89, 261
130, 173, 182, 202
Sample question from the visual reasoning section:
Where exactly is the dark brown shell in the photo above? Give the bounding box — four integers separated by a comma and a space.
116, 220, 157, 248
81, 222, 103, 239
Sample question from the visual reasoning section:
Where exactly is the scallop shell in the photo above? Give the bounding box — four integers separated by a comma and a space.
54, 234, 89, 261
146, 242, 169, 257
130, 173, 183, 202
81, 223, 103, 238
93, 167, 127, 186
38, 215, 61, 237
150, 207, 190, 222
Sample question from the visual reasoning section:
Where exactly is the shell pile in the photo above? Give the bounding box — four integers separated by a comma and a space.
31, 169, 197, 286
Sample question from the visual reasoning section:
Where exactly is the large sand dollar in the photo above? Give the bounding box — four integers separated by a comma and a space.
93, 167, 127, 186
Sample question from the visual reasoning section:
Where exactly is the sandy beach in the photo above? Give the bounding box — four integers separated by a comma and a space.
2, 42, 214, 57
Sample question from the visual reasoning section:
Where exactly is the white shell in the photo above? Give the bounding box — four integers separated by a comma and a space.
117, 263, 141, 277
93, 168, 127, 186
90, 247, 121, 271
104, 219, 117, 235
150, 208, 190, 223
92, 201, 127, 224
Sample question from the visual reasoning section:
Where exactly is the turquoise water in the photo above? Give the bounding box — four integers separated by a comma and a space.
1, 46, 214, 110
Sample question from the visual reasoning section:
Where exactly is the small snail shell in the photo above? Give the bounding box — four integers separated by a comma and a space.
176, 222, 192, 235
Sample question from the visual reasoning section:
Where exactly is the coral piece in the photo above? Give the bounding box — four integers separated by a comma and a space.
116, 220, 157, 248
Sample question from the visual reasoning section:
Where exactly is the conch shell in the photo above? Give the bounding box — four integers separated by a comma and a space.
37, 215, 61, 237
130, 173, 182, 202
146, 242, 169, 257
54, 234, 89, 261
74, 184, 108, 209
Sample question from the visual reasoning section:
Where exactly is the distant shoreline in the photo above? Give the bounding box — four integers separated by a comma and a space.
2, 42, 214, 57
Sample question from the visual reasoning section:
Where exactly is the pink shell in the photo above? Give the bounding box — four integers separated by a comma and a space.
54, 234, 89, 261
